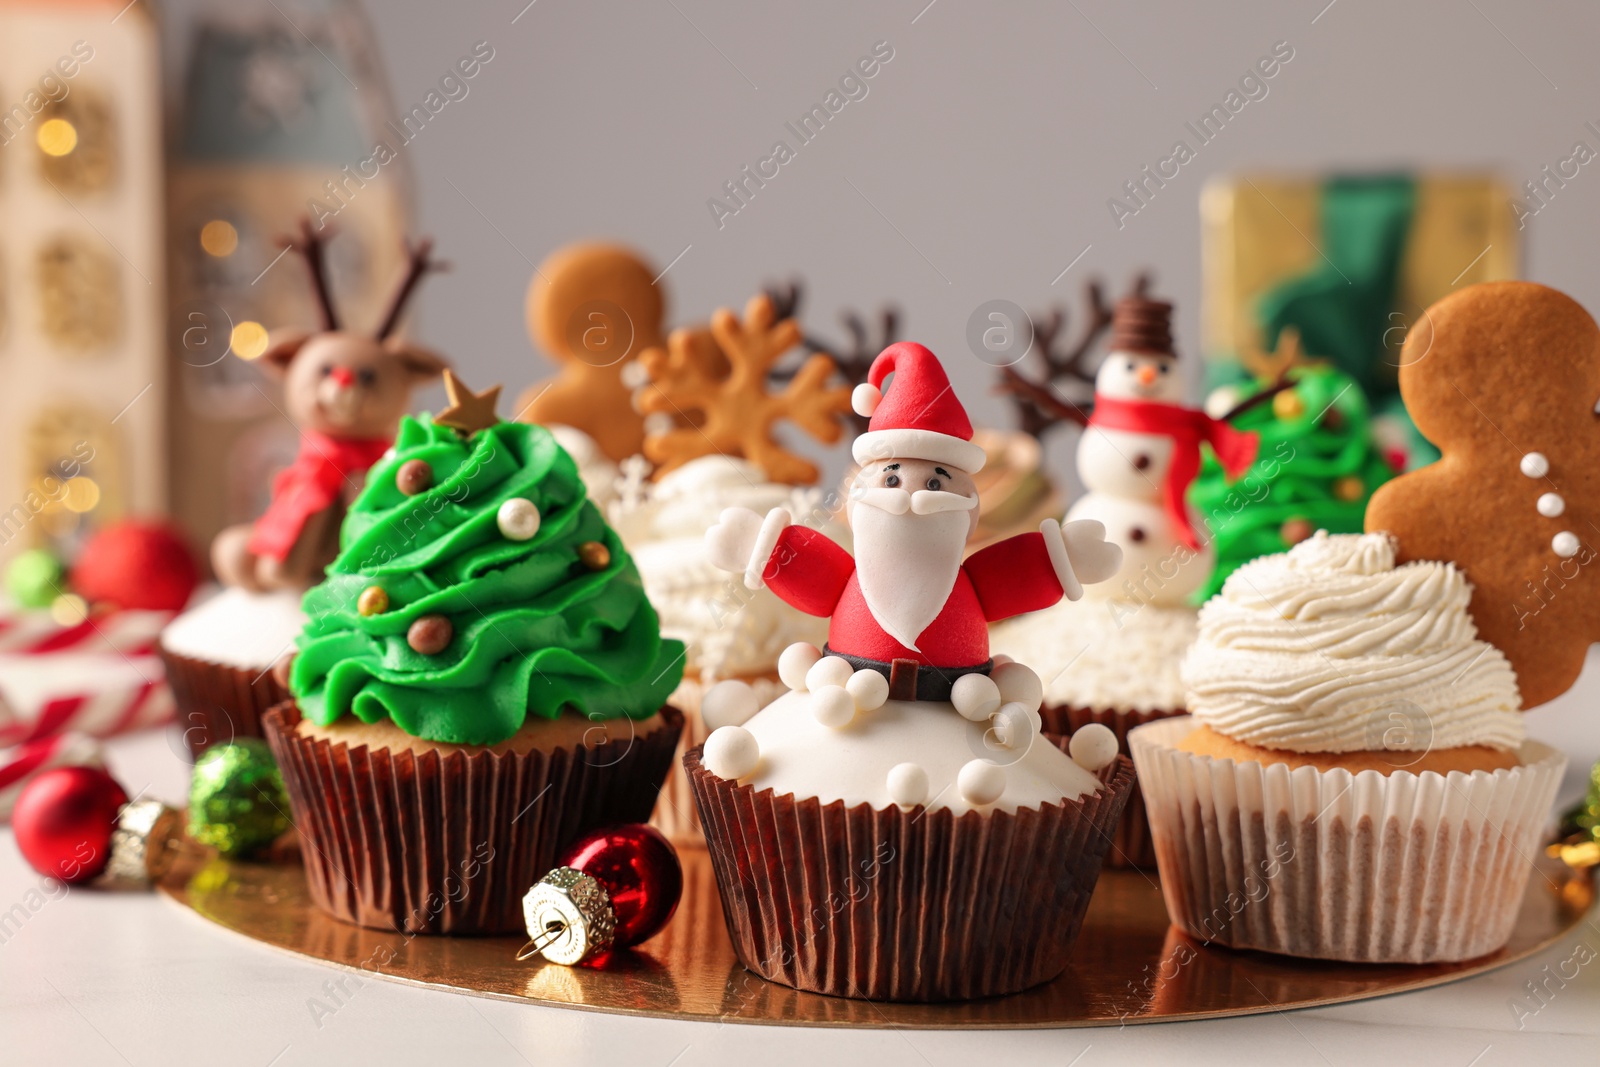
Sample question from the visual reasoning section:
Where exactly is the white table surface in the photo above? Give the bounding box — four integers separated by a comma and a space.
7, 657, 1600, 1067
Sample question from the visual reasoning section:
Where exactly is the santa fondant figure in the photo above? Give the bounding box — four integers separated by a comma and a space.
707, 342, 1121, 701
1069, 297, 1257, 602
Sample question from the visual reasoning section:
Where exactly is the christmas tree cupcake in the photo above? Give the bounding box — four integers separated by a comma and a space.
263, 372, 685, 935
991, 295, 1255, 867
689, 343, 1135, 1001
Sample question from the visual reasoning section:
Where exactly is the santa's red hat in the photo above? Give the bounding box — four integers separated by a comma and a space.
851, 342, 986, 472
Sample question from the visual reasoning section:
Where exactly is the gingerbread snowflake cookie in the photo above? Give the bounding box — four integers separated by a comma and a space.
1366, 281, 1600, 708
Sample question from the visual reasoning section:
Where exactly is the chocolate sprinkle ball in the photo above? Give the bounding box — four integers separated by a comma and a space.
1110, 296, 1175, 357
407, 614, 453, 655
578, 540, 611, 570
396, 459, 433, 496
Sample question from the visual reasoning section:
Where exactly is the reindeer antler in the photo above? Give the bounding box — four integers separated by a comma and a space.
282, 217, 340, 331
375, 236, 448, 340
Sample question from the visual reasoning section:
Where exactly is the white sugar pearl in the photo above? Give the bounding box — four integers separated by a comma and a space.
1068, 723, 1120, 771
990, 654, 1014, 668
952, 672, 1002, 722
806, 655, 854, 692
886, 763, 929, 807
1521, 452, 1550, 478
1553, 531, 1581, 559
958, 760, 1006, 806
811, 685, 855, 728
496, 498, 541, 541
778, 642, 821, 691
701, 680, 760, 730
1204, 385, 1241, 420
846, 669, 889, 711
703, 726, 759, 780
992, 662, 1044, 714
1538, 492, 1566, 518
992, 702, 1036, 749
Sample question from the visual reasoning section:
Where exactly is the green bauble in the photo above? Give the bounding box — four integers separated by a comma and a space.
188, 739, 291, 857
6, 549, 66, 609
1190, 365, 1397, 601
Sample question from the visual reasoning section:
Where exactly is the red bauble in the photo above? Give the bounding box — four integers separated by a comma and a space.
559, 823, 682, 950
72, 520, 200, 612
12, 766, 127, 884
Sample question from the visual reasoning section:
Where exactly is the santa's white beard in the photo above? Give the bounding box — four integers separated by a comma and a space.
850, 495, 970, 651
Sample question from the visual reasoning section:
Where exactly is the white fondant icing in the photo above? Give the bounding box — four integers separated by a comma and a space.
704, 725, 761, 779
1068, 722, 1119, 771
744, 507, 792, 591
702, 680, 760, 730
992, 703, 1036, 749
849, 481, 969, 652
1521, 452, 1549, 478
546, 425, 620, 510
1040, 517, 1083, 601
851, 382, 881, 418
159, 586, 305, 669
951, 672, 1001, 722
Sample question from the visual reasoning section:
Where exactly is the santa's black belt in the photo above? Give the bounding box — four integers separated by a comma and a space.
822, 646, 993, 703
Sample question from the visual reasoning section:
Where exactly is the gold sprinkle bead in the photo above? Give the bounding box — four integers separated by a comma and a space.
1333, 475, 1364, 502
358, 586, 390, 616
1271, 389, 1306, 421
578, 541, 611, 570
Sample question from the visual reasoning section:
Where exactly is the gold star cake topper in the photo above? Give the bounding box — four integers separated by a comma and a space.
435, 369, 502, 436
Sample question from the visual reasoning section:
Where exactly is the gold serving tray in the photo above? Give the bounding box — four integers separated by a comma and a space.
158, 841, 1594, 1029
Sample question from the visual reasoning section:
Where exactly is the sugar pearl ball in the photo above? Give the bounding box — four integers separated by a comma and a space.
778, 642, 822, 691
1521, 452, 1550, 478
992, 662, 1044, 714
1069, 723, 1120, 771
357, 585, 389, 616
396, 459, 433, 496
886, 763, 929, 807
952, 672, 1002, 722
806, 655, 854, 693
957, 760, 1006, 806
846, 669, 889, 712
990, 654, 1014, 668
992, 702, 1036, 749
1538, 492, 1566, 518
1204, 385, 1240, 420
811, 685, 855, 728
703, 726, 760, 780
702, 680, 760, 730
497, 498, 541, 541
1553, 531, 1581, 559
407, 614, 454, 655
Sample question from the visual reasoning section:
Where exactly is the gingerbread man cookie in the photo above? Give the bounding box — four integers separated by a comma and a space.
1366, 281, 1600, 708
514, 243, 665, 461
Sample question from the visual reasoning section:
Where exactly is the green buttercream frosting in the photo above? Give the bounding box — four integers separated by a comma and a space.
1190, 366, 1397, 601
289, 416, 684, 745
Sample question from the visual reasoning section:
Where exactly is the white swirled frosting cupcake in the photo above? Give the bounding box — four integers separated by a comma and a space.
1179, 529, 1524, 771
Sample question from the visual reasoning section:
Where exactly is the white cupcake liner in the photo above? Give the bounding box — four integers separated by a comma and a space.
1128, 716, 1565, 963
650, 672, 787, 845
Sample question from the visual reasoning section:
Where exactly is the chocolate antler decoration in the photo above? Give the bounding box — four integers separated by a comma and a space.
997, 273, 1149, 436
283, 217, 340, 331
762, 279, 900, 433
375, 236, 447, 340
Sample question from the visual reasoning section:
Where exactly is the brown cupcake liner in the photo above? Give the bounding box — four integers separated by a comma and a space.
263, 702, 683, 936
159, 644, 289, 760
1040, 703, 1185, 870
651, 672, 787, 847
686, 743, 1136, 1002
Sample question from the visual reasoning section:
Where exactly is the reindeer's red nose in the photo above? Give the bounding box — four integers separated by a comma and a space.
327, 367, 356, 388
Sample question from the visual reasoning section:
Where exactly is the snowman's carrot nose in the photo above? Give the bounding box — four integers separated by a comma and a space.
1136, 364, 1159, 385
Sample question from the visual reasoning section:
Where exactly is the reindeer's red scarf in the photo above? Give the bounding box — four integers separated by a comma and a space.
247, 432, 392, 562
1088, 396, 1258, 550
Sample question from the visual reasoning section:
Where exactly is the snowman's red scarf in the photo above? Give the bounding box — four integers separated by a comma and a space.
1088, 396, 1258, 550
246, 432, 391, 562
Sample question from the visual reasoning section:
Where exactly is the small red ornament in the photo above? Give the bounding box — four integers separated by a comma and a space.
71, 520, 200, 612
518, 823, 682, 965
12, 766, 127, 884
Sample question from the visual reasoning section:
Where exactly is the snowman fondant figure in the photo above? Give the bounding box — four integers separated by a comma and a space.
698, 342, 1125, 814
1070, 296, 1258, 602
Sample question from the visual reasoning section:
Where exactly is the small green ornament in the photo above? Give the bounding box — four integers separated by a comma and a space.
188, 739, 291, 857
6, 549, 66, 609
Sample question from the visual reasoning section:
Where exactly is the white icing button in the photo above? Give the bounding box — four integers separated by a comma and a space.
957, 760, 1006, 806
701, 680, 760, 730
1521, 452, 1549, 478
886, 762, 929, 807
805, 655, 854, 693
992, 662, 1044, 715
778, 642, 821, 691
951, 673, 1002, 722
703, 726, 760, 780
1553, 531, 1581, 558
845, 669, 889, 712
1538, 492, 1566, 518
811, 685, 855, 728
1068, 723, 1120, 771
992, 702, 1035, 749
496, 498, 541, 541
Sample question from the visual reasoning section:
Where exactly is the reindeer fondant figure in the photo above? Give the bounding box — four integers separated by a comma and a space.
211, 222, 451, 591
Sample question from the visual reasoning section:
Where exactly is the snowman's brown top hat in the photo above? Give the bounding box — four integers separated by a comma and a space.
1110, 296, 1174, 357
